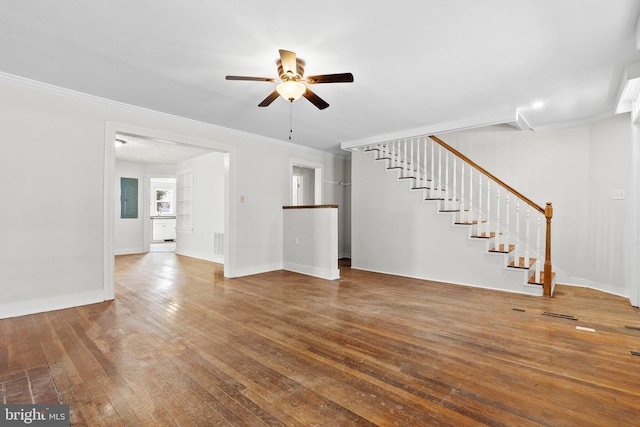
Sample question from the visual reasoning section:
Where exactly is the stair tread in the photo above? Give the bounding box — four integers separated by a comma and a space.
471, 231, 498, 238
508, 257, 537, 269
528, 271, 556, 285
489, 244, 515, 253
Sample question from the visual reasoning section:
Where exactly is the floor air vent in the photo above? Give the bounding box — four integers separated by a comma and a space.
541, 312, 577, 320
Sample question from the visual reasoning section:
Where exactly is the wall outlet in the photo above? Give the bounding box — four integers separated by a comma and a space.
294, 237, 300, 245
610, 189, 626, 200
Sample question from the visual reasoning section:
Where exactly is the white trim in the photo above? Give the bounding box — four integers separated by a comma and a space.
0, 290, 107, 320
283, 262, 340, 281
349, 266, 539, 296
289, 158, 324, 205
0, 71, 335, 157
631, 121, 640, 307
340, 110, 519, 150
114, 247, 145, 256
234, 263, 283, 278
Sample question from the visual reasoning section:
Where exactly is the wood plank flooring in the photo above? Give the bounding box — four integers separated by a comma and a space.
2, 253, 640, 425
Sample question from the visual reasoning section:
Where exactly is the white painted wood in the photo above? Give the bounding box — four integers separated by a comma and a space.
495, 188, 501, 249
524, 206, 531, 267
505, 193, 510, 251
459, 162, 465, 222
468, 168, 474, 226
536, 216, 542, 283
486, 180, 491, 238
477, 174, 483, 236
514, 200, 521, 264
444, 152, 450, 210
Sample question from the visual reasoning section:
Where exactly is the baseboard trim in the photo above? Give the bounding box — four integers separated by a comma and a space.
0, 289, 110, 319
283, 262, 340, 281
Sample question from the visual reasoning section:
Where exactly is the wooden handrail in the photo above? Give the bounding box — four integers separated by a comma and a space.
429, 135, 544, 215
428, 135, 554, 297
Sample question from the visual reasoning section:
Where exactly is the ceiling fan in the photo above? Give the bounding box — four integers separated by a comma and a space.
225, 49, 354, 110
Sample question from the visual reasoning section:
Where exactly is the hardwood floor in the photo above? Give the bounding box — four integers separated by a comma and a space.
2, 253, 640, 426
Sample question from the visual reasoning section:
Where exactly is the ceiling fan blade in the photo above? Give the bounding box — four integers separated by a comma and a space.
306, 73, 354, 84
226, 75, 275, 82
303, 88, 329, 110
279, 49, 297, 76
258, 90, 280, 107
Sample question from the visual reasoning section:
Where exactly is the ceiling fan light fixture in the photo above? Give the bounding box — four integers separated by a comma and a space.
277, 81, 306, 102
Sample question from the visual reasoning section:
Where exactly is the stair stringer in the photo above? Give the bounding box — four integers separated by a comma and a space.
352, 149, 542, 296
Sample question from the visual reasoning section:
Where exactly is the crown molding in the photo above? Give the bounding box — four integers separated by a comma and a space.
0, 71, 340, 158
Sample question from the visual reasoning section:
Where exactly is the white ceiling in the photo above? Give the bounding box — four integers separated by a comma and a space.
2, 1, 640, 156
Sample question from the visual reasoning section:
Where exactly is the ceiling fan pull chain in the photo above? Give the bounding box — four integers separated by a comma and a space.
289, 101, 293, 140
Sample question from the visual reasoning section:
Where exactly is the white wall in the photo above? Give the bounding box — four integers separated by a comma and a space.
0, 74, 350, 318
352, 149, 533, 294
442, 115, 631, 297
175, 152, 225, 263
283, 207, 339, 280
351, 114, 632, 299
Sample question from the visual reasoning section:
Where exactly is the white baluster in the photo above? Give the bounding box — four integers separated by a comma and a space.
459, 163, 465, 222
524, 207, 531, 268
514, 200, 520, 266
444, 151, 450, 210
415, 139, 420, 187
505, 193, 510, 253
468, 168, 474, 225
410, 138, 414, 177
437, 145, 442, 199
430, 140, 435, 198
477, 174, 482, 236
486, 180, 491, 237
495, 187, 501, 250
392, 140, 396, 168
452, 157, 457, 211
403, 139, 408, 177
535, 216, 541, 283
423, 138, 428, 190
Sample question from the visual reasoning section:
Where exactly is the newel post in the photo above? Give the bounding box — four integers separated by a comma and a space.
543, 202, 553, 297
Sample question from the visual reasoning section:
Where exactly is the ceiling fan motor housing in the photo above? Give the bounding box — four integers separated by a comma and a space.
277, 58, 305, 81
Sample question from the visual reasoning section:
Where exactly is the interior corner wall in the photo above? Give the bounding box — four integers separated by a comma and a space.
0, 75, 349, 318
322, 154, 351, 258
351, 114, 631, 298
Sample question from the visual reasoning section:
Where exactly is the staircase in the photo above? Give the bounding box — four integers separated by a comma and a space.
360, 135, 556, 297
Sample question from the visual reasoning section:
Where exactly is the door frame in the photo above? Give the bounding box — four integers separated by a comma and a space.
103, 122, 237, 300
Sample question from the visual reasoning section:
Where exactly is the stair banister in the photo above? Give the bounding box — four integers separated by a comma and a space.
429, 135, 554, 296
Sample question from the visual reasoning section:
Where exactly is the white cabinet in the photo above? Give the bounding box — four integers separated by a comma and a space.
152, 218, 176, 242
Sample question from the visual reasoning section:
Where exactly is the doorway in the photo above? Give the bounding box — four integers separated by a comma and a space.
150, 177, 177, 252
290, 159, 322, 205
104, 123, 237, 300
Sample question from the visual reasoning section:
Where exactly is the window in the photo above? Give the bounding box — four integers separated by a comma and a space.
155, 189, 173, 215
